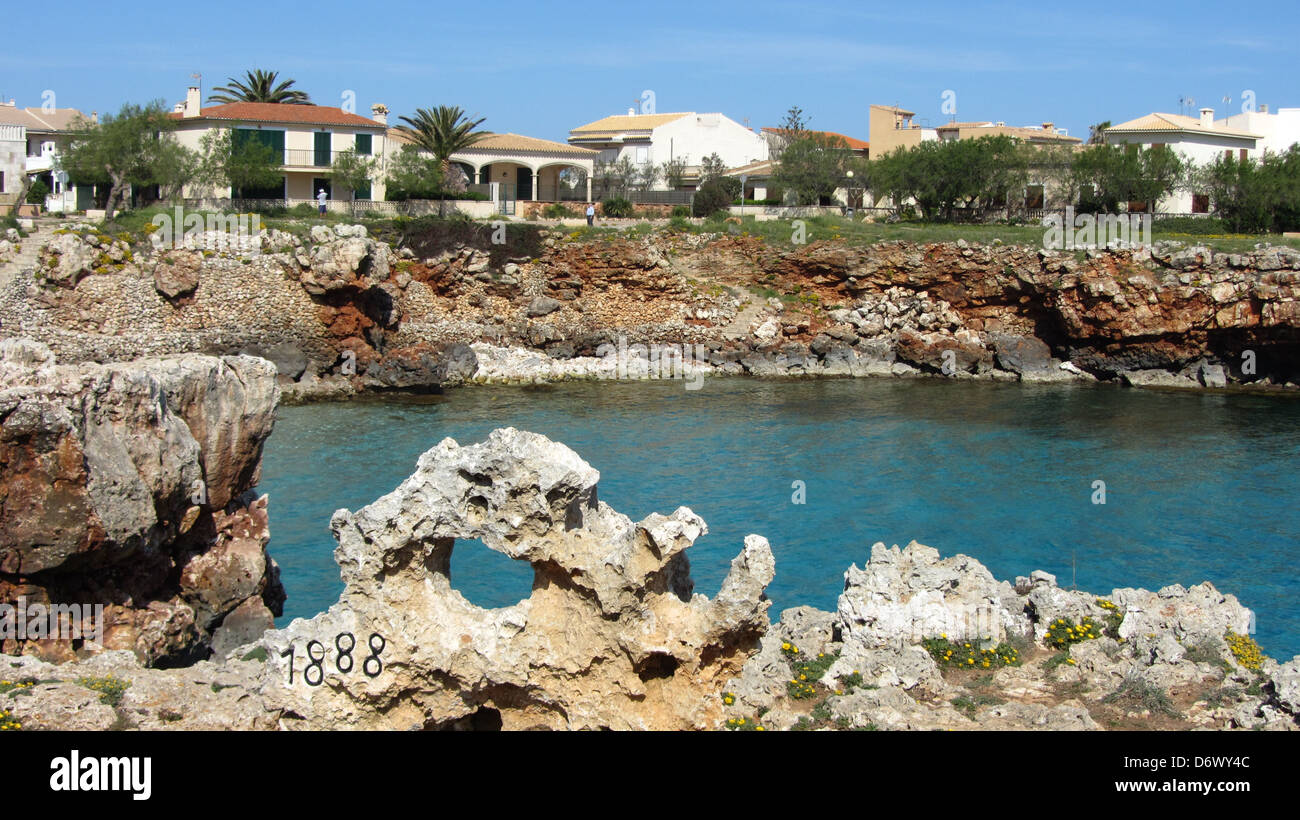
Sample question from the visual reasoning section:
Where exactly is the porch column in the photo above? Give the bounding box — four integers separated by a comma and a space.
586, 173, 592, 203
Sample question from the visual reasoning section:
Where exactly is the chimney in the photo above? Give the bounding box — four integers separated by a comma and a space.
173, 102, 184, 114
370, 103, 388, 125
91, 111, 98, 125
627, 107, 636, 116
1042, 122, 1054, 132
184, 85, 201, 118
1199, 107, 1214, 128
1260, 103, 1269, 114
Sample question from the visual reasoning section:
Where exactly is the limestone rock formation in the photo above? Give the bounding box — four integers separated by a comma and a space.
0, 339, 283, 664
243, 428, 775, 729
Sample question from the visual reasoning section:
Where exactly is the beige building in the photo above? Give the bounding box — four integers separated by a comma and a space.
169, 86, 390, 201
387, 129, 598, 203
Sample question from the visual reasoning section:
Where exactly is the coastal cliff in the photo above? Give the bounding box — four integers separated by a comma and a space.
2, 427, 1296, 731
0, 339, 283, 665
2, 221, 1298, 398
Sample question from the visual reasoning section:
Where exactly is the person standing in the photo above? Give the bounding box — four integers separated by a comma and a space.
317, 188, 328, 216
585, 203, 595, 226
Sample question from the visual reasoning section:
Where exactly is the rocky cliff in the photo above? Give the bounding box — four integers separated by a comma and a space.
2, 428, 1295, 731
0, 339, 283, 665
3, 220, 1298, 398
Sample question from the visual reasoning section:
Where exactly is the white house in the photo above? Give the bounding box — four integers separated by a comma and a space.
567, 110, 768, 190
0, 101, 92, 212
1104, 108, 1261, 213
1217, 104, 1300, 158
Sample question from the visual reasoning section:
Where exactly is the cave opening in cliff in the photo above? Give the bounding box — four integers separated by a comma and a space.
447, 537, 534, 609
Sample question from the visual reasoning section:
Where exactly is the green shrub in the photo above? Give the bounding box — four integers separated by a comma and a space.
1154, 215, 1229, 235
26, 179, 50, 205
671, 204, 690, 218
542, 203, 575, 219
601, 196, 633, 218
288, 203, 317, 217
77, 675, 130, 707
692, 179, 733, 217
1044, 616, 1102, 649
780, 641, 838, 699
1225, 630, 1266, 671
923, 635, 1022, 669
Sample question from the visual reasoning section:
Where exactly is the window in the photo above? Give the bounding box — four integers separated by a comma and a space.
1240, 148, 1248, 161
354, 180, 371, 200
0, 171, 5, 193
1192, 194, 1209, 213
355, 133, 372, 155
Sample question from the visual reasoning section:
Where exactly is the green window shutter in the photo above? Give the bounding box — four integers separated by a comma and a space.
314, 132, 331, 166
355, 133, 372, 155
355, 180, 371, 200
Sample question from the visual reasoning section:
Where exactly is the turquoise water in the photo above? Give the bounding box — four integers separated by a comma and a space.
257, 378, 1300, 659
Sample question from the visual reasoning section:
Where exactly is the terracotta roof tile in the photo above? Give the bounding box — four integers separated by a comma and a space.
168, 102, 383, 128
1106, 113, 1260, 139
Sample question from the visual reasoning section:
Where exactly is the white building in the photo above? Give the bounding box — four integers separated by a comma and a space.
568, 110, 768, 190
1104, 108, 1261, 213
0, 101, 91, 212
1217, 104, 1300, 158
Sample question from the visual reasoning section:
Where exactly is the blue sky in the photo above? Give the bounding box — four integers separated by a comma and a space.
3, 0, 1296, 143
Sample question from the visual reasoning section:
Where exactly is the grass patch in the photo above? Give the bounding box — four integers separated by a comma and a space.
1103, 676, 1180, 718
240, 646, 269, 663
952, 692, 1005, 719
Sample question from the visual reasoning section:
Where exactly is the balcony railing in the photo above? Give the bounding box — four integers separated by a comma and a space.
280, 148, 373, 168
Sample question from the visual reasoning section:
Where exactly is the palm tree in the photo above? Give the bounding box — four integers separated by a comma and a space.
394, 106, 486, 212
207, 70, 312, 105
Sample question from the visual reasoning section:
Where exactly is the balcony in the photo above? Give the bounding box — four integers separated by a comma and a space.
281, 148, 372, 169
26, 154, 55, 173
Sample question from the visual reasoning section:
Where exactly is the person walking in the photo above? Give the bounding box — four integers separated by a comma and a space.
585, 203, 595, 226
316, 188, 328, 216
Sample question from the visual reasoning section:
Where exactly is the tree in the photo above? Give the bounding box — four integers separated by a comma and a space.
773, 131, 853, 206
207, 70, 312, 104
57, 101, 194, 217
661, 156, 689, 188
1087, 120, 1112, 145
1196, 145, 1300, 232
394, 106, 486, 215
331, 148, 378, 214
1069, 143, 1185, 212
766, 105, 809, 159
384, 144, 443, 201
868, 135, 1036, 220
698, 153, 728, 183
195, 129, 283, 198
633, 162, 659, 191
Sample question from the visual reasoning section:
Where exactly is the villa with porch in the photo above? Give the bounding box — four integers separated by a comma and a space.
386, 129, 598, 205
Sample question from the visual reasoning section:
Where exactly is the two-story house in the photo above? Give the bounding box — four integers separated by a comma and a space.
1104, 109, 1261, 213
169, 86, 390, 201
0, 100, 91, 212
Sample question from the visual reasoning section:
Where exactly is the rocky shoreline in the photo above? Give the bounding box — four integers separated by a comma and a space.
0, 399, 1295, 730
0, 339, 283, 666
2, 219, 1298, 403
